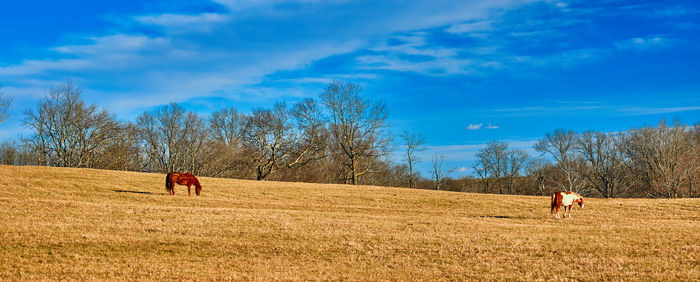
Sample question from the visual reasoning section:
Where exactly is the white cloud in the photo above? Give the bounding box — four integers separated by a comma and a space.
53, 34, 166, 55
458, 166, 468, 172
465, 123, 498, 130
415, 139, 539, 166
133, 13, 230, 33
0, 59, 91, 76
446, 20, 492, 34
466, 123, 483, 130
212, 0, 351, 11
619, 106, 700, 116
615, 36, 670, 51
0, 34, 176, 77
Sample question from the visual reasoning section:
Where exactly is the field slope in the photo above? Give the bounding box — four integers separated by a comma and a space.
0, 165, 698, 280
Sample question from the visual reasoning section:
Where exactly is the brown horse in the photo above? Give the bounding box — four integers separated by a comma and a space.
165, 172, 202, 196
550, 191, 584, 218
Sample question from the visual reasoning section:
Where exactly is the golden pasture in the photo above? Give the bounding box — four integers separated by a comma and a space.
0, 165, 698, 280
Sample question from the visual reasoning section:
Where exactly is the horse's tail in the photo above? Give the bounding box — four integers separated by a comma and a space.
165, 173, 172, 192
550, 192, 556, 213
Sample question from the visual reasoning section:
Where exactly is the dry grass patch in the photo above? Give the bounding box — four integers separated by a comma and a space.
0, 165, 698, 280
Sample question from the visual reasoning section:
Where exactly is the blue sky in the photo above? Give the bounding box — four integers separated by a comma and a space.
1, 0, 699, 177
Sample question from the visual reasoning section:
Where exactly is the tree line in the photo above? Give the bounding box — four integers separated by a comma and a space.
470, 122, 699, 198
0, 82, 698, 198
0, 81, 406, 186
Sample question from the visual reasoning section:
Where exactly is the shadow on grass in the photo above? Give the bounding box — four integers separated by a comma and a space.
476, 215, 532, 220
113, 189, 157, 195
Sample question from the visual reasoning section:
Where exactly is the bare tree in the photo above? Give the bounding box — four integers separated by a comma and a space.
504, 149, 529, 194
93, 122, 143, 171
472, 161, 493, 193
400, 131, 426, 188
243, 103, 294, 180
0, 84, 12, 124
208, 107, 249, 177
287, 98, 328, 168
626, 120, 697, 198
576, 131, 635, 197
525, 157, 553, 195
474, 141, 507, 193
210, 107, 246, 149
321, 81, 390, 185
137, 103, 209, 174
431, 153, 454, 190
474, 141, 529, 194
535, 129, 585, 193
689, 123, 700, 197
23, 82, 121, 168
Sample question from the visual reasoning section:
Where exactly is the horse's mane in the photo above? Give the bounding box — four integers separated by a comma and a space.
559, 191, 583, 199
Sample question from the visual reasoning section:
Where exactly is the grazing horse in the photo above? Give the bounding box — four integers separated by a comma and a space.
165, 172, 202, 196
550, 191, 584, 218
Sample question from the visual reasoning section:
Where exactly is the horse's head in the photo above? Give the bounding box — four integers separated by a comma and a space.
195, 185, 202, 196
578, 196, 584, 208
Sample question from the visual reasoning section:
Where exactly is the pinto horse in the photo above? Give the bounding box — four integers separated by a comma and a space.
165, 172, 202, 196
550, 191, 584, 218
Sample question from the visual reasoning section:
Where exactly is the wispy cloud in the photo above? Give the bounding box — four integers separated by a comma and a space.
133, 13, 230, 33
0, 59, 91, 76
212, 0, 351, 11
466, 122, 499, 130
414, 139, 540, 170
615, 36, 671, 51
486, 104, 610, 117
619, 106, 700, 116
466, 123, 483, 130
445, 20, 492, 34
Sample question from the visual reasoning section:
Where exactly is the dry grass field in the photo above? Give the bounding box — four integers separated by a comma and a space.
0, 165, 698, 280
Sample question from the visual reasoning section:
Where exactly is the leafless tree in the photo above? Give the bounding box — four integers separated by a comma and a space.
137, 103, 209, 174
474, 141, 507, 193
535, 129, 585, 193
472, 161, 493, 193
208, 107, 249, 177
23, 82, 121, 168
474, 141, 529, 194
0, 141, 17, 165
242, 100, 328, 181
321, 81, 390, 185
400, 131, 426, 188
525, 157, 553, 195
243, 103, 294, 180
0, 84, 12, 124
431, 153, 454, 190
210, 107, 246, 148
91, 122, 143, 171
504, 149, 529, 194
689, 123, 700, 197
626, 120, 697, 198
287, 98, 328, 169
576, 131, 635, 197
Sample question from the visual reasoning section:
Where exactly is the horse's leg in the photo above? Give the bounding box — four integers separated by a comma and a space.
187, 185, 191, 196
568, 205, 573, 218
555, 205, 560, 219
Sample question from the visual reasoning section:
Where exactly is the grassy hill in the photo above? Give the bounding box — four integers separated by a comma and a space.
0, 165, 698, 280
